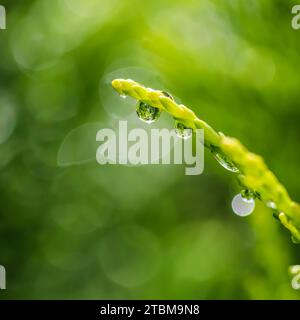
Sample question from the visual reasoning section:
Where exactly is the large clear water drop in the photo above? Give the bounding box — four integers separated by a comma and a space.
174, 121, 192, 139
136, 101, 161, 124
232, 193, 255, 217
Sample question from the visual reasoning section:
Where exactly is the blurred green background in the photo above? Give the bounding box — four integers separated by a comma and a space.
0, 0, 300, 299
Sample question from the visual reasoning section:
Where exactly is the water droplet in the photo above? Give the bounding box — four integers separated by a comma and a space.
174, 121, 192, 139
231, 193, 255, 217
266, 200, 277, 210
290, 265, 300, 274
120, 94, 127, 99
211, 147, 239, 173
273, 212, 280, 221
291, 235, 300, 244
241, 189, 256, 203
161, 91, 174, 100
136, 101, 161, 124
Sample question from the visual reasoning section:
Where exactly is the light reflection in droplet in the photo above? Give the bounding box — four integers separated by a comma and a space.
174, 121, 192, 139
266, 200, 277, 210
231, 193, 255, 217
136, 101, 161, 124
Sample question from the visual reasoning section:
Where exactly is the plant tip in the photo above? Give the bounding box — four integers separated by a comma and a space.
112, 79, 122, 90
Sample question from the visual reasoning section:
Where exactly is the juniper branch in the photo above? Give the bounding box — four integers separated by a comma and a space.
112, 78, 300, 243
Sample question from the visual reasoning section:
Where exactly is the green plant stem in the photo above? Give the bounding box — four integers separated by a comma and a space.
112, 78, 300, 243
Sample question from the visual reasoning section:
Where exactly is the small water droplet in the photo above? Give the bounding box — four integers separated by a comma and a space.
266, 200, 277, 210
211, 147, 239, 173
273, 212, 280, 220
232, 193, 255, 217
241, 189, 256, 203
136, 101, 161, 124
120, 94, 127, 99
174, 121, 192, 139
291, 235, 300, 244
161, 91, 174, 100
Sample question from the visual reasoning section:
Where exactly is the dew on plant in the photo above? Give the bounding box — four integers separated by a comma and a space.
161, 91, 174, 100
211, 147, 239, 173
241, 189, 256, 203
266, 200, 277, 210
231, 193, 255, 217
136, 101, 161, 124
291, 235, 300, 244
112, 78, 300, 244
120, 93, 127, 99
174, 121, 192, 139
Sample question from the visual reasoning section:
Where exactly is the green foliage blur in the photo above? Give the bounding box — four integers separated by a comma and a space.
0, 0, 300, 299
